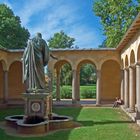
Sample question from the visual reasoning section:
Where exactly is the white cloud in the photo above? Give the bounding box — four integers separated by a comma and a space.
17, 0, 51, 26
69, 25, 100, 48
1, 0, 103, 48
1, 0, 12, 9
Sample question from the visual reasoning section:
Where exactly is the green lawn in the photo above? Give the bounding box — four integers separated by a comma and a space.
0, 107, 140, 140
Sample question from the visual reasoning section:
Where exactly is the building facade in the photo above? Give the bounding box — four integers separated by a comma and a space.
0, 13, 140, 117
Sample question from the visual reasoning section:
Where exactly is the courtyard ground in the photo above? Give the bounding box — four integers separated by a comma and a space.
0, 107, 140, 140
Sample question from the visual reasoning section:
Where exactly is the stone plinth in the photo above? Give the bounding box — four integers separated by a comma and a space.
22, 93, 50, 118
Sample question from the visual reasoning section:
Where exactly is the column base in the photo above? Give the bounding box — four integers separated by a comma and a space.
72, 100, 80, 104
128, 108, 135, 113
3, 99, 8, 104
56, 98, 61, 101
136, 112, 140, 119
96, 103, 101, 107
124, 104, 129, 109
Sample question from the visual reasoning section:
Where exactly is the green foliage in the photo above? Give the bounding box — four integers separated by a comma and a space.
80, 64, 96, 85
0, 4, 30, 49
52, 85, 96, 99
48, 30, 75, 49
48, 31, 75, 86
60, 63, 72, 86
80, 85, 96, 98
60, 86, 72, 99
93, 0, 140, 48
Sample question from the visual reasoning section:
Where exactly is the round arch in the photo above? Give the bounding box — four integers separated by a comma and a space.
121, 59, 124, 69
8, 61, 25, 99
77, 59, 96, 71
101, 59, 121, 101
0, 59, 7, 71
54, 60, 72, 70
130, 50, 135, 65
77, 59, 97, 101
54, 60, 72, 101
8, 59, 21, 71
99, 57, 120, 70
125, 55, 129, 68
76, 59, 97, 70
137, 45, 140, 62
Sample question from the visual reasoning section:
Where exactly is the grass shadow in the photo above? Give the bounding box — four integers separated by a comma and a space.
77, 120, 133, 127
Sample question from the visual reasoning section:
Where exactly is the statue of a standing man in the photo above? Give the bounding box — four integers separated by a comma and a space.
22, 33, 49, 93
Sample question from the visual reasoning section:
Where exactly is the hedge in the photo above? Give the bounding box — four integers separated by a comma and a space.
52, 85, 96, 99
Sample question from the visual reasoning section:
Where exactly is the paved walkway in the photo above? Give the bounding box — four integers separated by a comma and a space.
53, 99, 113, 107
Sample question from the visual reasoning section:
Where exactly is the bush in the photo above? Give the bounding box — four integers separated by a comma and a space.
52, 85, 96, 99
61, 86, 72, 99
80, 85, 96, 99
80, 90, 96, 98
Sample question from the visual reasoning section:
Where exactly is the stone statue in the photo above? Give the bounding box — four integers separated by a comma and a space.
22, 33, 50, 93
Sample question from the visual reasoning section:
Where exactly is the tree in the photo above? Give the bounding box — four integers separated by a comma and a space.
93, 0, 140, 48
60, 64, 72, 85
48, 30, 75, 48
0, 4, 30, 49
80, 64, 96, 85
48, 31, 75, 86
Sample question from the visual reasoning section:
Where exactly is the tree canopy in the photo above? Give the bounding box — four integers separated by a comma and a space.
48, 31, 76, 86
80, 64, 96, 85
93, 0, 140, 48
48, 31, 75, 49
0, 4, 30, 49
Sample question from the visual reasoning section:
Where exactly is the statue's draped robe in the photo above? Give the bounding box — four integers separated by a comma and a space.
23, 37, 49, 92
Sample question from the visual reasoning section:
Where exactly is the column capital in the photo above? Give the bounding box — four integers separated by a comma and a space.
96, 69, 101, 77
136, 61, 140, 66
3, 70, 8, 72
123, 67, 129, 70
129, 64, 136, 69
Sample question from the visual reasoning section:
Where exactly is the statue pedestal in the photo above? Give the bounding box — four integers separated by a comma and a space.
22, 93, 51, 119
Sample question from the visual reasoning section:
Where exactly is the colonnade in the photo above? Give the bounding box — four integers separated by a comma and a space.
55, 67, 101, 105
121, 62, 140, 115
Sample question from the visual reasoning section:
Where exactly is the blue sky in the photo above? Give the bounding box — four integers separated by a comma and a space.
0, 0, 105, 48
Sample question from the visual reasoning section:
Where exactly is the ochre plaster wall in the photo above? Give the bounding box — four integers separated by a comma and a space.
0, 62, 4, 100
101, 60, 121, 101
8, 61, 25, 99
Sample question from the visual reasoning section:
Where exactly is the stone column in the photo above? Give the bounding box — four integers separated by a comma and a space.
72, 69, 78, 104
129, 65, 136, 112
3, 71, 8, 103
47, 69, 53, 92
136, 63, 140, 117
76, 71, 80, 101
124, 68, 129, 108
120, 70, 124, 101
56, 69, 60, 101
96, 70, 101, 105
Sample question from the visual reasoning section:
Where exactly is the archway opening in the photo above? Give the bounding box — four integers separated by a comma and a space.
121, 59, 124, 69
130, 50, 136, 111
125, 55, 128, 68
54, 60, 72, 101
137, 46, 140, 62
130, 50, 135, 65
77, 60, 96, 103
